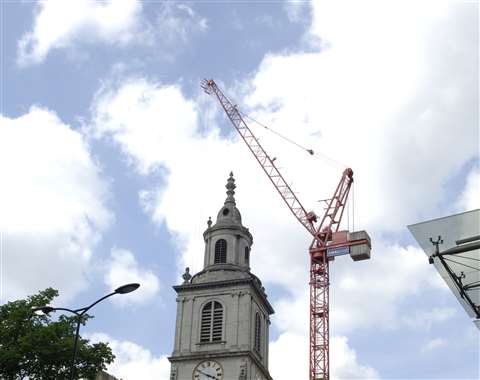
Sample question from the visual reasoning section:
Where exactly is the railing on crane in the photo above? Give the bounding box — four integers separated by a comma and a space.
201, 79, 371, 380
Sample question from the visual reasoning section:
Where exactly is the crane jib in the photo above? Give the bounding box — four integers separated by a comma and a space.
202, 79, 316, 235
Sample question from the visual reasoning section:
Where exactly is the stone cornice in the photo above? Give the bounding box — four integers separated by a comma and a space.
203, 223, 253, 242
198, 263, 249, 273
173, 277, 275, 315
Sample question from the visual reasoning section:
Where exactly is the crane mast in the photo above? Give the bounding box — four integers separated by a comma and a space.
308, 167, 353, 380
202, 79, 370, 380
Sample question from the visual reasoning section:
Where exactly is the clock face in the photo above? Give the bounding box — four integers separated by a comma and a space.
192, 360, 224, 380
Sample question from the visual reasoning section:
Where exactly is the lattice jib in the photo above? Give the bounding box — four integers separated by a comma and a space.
204, 80, 316, 237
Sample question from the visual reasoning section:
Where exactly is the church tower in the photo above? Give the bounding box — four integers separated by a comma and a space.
169, 173, 274, 380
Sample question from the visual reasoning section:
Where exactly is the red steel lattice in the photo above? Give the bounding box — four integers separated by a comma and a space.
202, 79, 354, 380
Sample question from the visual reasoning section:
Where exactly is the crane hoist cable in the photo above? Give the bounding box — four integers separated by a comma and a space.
241, 109, 355, 229
239, 111, 348, 170
240, 112, 314, 155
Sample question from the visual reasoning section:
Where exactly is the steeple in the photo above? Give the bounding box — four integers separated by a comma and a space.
169, 172, 274, 380
199, 172, 252, 273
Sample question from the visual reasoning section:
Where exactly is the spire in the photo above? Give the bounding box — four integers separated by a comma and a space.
210, 171, 243, 226
225, 172, 236, 205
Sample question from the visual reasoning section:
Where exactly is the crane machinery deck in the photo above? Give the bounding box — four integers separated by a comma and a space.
201, 79, 372, 380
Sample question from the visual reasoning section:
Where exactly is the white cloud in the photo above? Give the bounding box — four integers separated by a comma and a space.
456, 166, 480, 212
88, 78, 255, 275
17, 0, 144, 66
246, 0, 478, 233
331, 336, 380, 380
88, 332, 170, 380
0, 107, 111, 302
272, 240, 449, 336
269, 332, 309, 380
89, 77, 199, 175
17, 0, 209, 66
156, 3, 208, 45
421, 337, 448, 353
270, 332, 380, 380
105, 248, 160, 306
401, 307, 457, 330
330, 242, 448, 333
283, 1, 311, 23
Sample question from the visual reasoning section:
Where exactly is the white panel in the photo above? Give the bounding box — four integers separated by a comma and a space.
408, 209, 480, 319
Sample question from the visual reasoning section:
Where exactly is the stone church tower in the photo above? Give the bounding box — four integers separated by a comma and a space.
169, 173, 274, 380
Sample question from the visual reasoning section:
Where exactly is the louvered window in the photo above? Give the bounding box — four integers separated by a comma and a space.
254, 312, 261, 353
214, 239, 227, 264
200, 301, 223, 343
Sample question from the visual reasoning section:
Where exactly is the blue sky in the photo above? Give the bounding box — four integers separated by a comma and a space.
1, 1, 478, 379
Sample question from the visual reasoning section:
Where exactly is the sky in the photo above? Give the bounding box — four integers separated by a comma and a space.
0, 1, 479, 379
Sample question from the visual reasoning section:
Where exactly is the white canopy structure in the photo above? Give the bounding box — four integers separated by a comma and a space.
408, 209, 480, 329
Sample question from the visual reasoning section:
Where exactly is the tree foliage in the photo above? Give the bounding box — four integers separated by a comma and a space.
0, 288, 114, 379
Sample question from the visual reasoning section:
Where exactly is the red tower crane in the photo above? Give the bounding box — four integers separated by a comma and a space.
201, 79, 371, 380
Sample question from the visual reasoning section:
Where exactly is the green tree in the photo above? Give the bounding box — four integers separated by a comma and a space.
0, 288, 114, 379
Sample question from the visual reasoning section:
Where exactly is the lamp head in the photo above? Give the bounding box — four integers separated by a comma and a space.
32, 306, 55, 315
115, 283, 140, 294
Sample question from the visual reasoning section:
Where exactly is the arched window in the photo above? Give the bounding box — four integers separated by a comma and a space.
244, 246, 250, 265
214, 239, 227, 264
200, 301, 223, 342
254, 312, 261, 353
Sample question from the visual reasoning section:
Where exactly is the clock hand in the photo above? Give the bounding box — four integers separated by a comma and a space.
197, 369, 218, 380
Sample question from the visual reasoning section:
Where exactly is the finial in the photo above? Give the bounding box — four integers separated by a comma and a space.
207, 217, 212, 227
225, 172, 236, 204
182, 267, 192, 284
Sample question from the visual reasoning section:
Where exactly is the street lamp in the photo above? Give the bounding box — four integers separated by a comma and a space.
32, 283, 140, 380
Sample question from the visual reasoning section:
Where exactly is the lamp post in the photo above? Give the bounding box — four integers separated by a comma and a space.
32, 283, 140, 380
